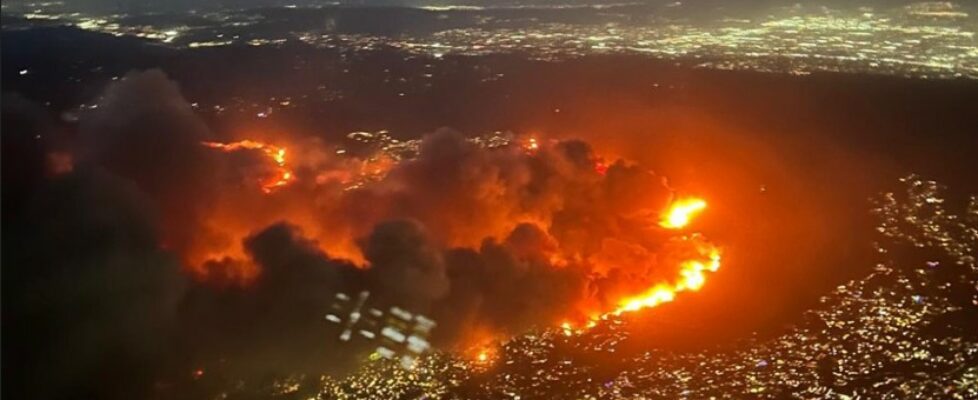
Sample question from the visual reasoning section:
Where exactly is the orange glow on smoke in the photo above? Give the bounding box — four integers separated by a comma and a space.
660, 197, 707, 229
593, 160, 608, 175
46, 152, 75, 175
202, 140, 295, 193
191, 134, 723, 333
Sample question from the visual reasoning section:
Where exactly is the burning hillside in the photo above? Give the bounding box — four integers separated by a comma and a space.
4, 71, 728, 392
191, 125, 723, 340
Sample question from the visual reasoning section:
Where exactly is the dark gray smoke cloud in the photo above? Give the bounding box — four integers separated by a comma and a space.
178, 223, 365, 378
2, 73, 202, 400
361, 219, 450, 309
433, 223, 589, 344
2, 167, 188, 400
77, 69, 221, 261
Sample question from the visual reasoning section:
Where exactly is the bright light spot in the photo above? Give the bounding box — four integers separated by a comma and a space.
660, 198, 707, 229
522, 137, 540, 154
477, 350, 489, 362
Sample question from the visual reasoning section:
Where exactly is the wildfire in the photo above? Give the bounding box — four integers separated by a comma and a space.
568, 197, 722, 329
196, 133, 723, 340
613, 197, 720, 315
660, 197, 707, 229
611, 245, 721, 316
202, 140, 295, 193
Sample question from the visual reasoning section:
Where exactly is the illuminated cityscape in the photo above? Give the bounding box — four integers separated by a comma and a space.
5, 2, 977, 79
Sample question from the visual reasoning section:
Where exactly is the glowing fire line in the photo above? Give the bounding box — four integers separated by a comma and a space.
202, 140, 295, 193
611, 245, 720, 315
558, 197, 721, 336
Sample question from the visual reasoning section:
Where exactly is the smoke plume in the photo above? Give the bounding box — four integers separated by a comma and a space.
2, 70, 718, 398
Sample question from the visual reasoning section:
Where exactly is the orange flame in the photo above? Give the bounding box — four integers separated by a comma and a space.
202, 140, 295, 193
470, 345, 497, 366
660, 197, 707, 229
521, 137, 540, 154
560, 321, 574, 336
